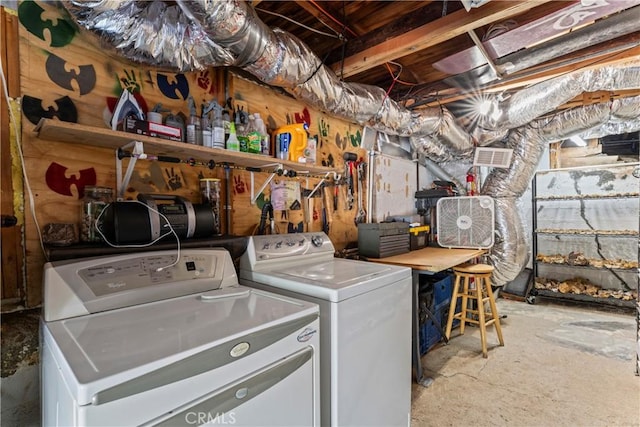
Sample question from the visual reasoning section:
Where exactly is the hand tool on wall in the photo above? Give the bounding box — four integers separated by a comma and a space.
355, 161, 367, 224
257, 201, 274, 235
322, 182, 332, 234
224, 163, 232, 235
343, 152, 357, 210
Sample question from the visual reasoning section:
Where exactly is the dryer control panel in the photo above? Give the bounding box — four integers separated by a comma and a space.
253, 233, 334, 260
241, 233, 336, 272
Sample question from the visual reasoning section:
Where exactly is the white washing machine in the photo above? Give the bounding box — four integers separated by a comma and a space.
41, 248, 320, 426
239, 233, 412, 427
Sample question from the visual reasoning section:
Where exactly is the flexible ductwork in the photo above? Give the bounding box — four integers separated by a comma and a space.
420, 157, 467, 195
63, 1, 234, 71
472, 59, 640, 145
62, 0, 640, 287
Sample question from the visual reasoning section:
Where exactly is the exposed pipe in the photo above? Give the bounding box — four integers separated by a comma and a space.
421, 157, 466, 195
308, 0, 358, 38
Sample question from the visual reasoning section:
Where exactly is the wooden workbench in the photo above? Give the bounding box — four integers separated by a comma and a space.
368, 246, 487, 387
368, 246, 486, 272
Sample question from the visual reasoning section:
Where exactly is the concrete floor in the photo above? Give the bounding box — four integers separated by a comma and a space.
411, 299, 640, 427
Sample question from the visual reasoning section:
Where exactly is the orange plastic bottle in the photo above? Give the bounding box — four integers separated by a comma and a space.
274, 123, 308, 162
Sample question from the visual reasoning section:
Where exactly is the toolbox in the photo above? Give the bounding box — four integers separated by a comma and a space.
409, 225, 430, 250
357, 222, 410, 258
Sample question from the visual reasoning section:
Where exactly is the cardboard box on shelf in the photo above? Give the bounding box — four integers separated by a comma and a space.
124, 117, 183, 142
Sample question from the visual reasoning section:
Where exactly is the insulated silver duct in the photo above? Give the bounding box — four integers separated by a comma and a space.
64, 1, 234, 71
420, 157, 467, 195
537, 95, 640, 142
473, 59, 640, 144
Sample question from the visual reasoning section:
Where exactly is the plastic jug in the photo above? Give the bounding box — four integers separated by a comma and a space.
274, 123, 308, 162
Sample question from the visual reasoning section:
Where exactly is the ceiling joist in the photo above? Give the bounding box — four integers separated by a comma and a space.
330, 1, 553, 78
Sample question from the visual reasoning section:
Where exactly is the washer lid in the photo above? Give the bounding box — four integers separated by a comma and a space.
44, 286, 318, 406
241, 258, 411, 302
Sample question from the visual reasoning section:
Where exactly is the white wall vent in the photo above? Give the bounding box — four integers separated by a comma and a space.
473, 147, 513, 168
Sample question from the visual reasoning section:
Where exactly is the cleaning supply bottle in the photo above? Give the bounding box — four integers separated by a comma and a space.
274, 123, 308, 162
247, 114, 261, 154
186, 96, 202, 145
236, 110, 249, 152
254, 113, 270, 156
226, 121, 240, 151
201, 103, 212, 148
222, 109, 231, 142
211, 106, 225, 149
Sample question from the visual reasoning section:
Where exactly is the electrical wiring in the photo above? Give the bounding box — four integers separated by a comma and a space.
0, 50, 48, 260
256, 7, 344, 40
385, 62, 418, 87
308, 0, 358, 38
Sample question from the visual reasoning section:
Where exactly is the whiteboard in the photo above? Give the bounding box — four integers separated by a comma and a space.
371, 154, 418, 222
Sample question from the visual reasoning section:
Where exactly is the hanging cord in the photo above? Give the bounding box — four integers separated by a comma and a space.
255, 7, 342, 40
257, 201, 274, 235
381, 61, 418, 107
95, 200, 181, 272
385, 62, 418, 87
1, 48, 48, 260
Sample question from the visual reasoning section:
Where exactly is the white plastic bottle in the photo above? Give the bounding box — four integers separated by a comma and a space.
254, 113, 270, 156
212, 109, 225, 149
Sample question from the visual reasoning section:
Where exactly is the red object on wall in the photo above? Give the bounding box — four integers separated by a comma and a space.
45, 162, 97, 198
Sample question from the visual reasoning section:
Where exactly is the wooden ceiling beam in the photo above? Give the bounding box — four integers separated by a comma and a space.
331, 1, 553, 78
412, 44, 640, 109
295, 0, 358, 38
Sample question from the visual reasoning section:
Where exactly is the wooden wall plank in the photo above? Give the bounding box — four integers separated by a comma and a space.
1, 7, 25, 309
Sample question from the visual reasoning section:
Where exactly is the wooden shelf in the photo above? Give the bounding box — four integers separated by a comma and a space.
535, 262, 638, 272
532, 289, 635, 310
34, 119, 337, 175
535, 229, 638, 237
535, 192, 639, 201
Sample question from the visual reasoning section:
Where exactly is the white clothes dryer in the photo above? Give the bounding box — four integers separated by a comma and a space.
239, 233, 412, 427
41, 248, 320, 426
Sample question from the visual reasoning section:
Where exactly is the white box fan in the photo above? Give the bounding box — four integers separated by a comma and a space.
436, 196, 495, 249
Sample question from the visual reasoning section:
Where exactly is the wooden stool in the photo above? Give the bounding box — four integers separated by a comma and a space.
444, 263, 504, 358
